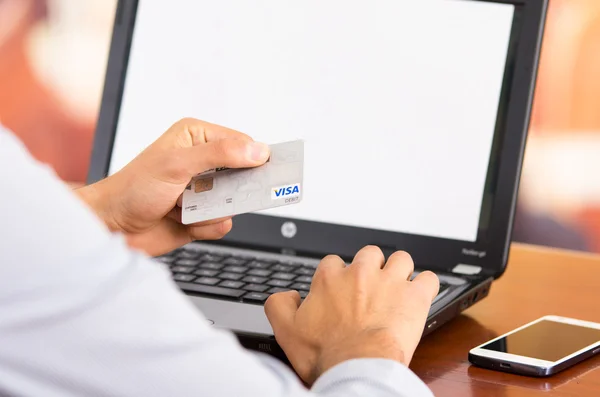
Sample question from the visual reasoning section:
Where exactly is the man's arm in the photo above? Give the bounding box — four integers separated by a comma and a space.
0, 128, 433, 396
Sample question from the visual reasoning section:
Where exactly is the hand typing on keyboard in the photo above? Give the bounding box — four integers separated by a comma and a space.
264, 246, 440, 385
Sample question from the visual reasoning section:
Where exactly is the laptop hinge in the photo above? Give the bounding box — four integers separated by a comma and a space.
452, 264, 483, 275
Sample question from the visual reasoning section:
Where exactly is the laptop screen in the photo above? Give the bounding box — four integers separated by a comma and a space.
109, 0, 516, 243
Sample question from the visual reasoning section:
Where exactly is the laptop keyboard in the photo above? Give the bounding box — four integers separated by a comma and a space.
158, 246, 450, 304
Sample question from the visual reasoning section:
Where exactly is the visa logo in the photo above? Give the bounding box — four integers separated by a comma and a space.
271, 183, 301, 200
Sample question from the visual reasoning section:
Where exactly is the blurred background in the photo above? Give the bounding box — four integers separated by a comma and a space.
1, 0, 599, 253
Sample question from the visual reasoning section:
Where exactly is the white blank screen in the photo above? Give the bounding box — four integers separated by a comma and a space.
110, 0, 515, 242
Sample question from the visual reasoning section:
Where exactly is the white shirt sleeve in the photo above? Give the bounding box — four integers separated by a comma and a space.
0, 127, 433, 397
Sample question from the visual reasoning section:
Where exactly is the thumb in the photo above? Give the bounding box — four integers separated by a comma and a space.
182, 138, 271, 176
264, 291, 301, 342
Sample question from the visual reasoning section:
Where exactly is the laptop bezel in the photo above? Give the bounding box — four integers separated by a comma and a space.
89, 0, 548, 278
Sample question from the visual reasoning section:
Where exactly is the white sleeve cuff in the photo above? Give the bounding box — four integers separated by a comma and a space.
312, 358, 434, 397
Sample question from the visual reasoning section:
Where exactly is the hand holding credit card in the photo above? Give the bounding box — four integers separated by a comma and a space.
182, 140, 304, 224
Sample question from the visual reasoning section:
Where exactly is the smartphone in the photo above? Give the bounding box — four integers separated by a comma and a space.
469, 315, 600, 377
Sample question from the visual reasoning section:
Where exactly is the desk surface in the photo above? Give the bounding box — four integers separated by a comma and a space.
411, 244, 600, 397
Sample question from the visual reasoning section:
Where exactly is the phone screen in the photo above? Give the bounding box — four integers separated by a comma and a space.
481, 319, 600, 362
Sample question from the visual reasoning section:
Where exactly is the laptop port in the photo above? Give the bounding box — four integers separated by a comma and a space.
500, 363, 511, 369
473, 292, 479, 302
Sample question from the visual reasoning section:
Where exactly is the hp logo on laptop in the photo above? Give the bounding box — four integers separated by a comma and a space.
281, 222, 297, 239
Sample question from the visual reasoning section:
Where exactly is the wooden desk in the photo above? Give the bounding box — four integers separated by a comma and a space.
411, 244, 600, 396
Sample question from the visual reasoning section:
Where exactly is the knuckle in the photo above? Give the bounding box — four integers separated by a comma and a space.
419, 270, 440, 286
352, 245, 383, 265
322, 254, 342, 263
265, 292, 283, 307
313, 255, 344, 286
263, 295, 277, 314
414, 271, 440, 300
176, 117, 200, 127
392, 250, 413, 263
316, 267, 332, 283
389, 251, 414, 272
173, 118, 208, 145
285, 290, 301, 300
362, 245, 383, 255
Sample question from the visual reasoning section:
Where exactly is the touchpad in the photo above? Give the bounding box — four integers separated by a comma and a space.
188, 296, 274, 336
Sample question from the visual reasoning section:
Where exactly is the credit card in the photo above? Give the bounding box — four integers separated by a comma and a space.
181, 140, 304, 224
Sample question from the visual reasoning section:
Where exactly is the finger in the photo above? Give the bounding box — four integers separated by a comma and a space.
176, 194, 183, 208
128, 219, 193, 256
188, 216, 233, 228
264, 290, 301, 341
411, 270, 440, 303
167, 205, 232, 226
169, 118, 253, 147
182, 138, 270, 176
384, 251, 415, 280
186, 219, 233, 241
202, 120, 253, 142
166, 207, 181, 223
351, 245, 385, 270
313, 254, 345, 281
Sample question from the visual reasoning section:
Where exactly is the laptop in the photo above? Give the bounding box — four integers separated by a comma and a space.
89, 0, 548, 361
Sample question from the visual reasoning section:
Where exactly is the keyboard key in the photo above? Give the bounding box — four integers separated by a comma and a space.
272, 264, 293, 272
173, 273, 196, 282
177, 250, 198, 259
199, 262, 223, 270
295, 267, 315, 276
244, 284, 269, 293
194, 277, 220, 286
176, 282, 245, 298
248, 269, 272, 277
295, 275, 313, 283
290, 283, 311, 291
194, 269, 219, 277
271, 272, 296, 281
267, 279, 292, 288
299, 290, 309, 299
175, 259, 198, 267
222, 257, 247, 266
200, 254, 224, 262
267, 287, 290, 294
243, 276, 268, 284
219, 272, 244, 281
243, 292, 270, 303
182, 248, 206, 255
223, 266, 248, 274
156, 256, 175, 264
219, 280, 245, 289
256, 257, 278, 264
247, 261, 271, 269
171, 266, 194, 274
